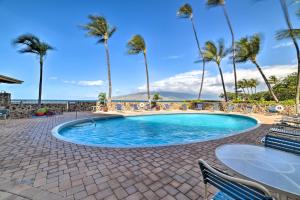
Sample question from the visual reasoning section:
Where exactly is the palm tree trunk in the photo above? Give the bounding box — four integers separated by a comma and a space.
280, 0, 300, 113
217, 63, 228, 102
38, 56, 43, 107
222, 5, 238, 100
104, 40, 112, 102
190, 17, 205, 100
143, 52, 151, 101
253, 61, 279, 102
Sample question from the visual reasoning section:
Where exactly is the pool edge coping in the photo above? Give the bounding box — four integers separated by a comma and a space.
51, 112, 261, 149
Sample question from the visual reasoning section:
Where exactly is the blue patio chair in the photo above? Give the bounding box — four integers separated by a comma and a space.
263, 134, 300, 155
198, 159, 273, 200
115, 104, 123, 112
131, 104, 139, 111
195, 103, 203, 110
181, 104, 188, 111
270, 127, 300, 137
0, 108, 9, 120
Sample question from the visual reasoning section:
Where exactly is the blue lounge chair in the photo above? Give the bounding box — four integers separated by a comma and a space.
270, 127, 300, 137
181, 104, 188, 111
0, 108, 9, 120
115, 104, 123, 112
263, 134, 300, 155
195, 103, 203, 110
131, 104, 139, 111
198, 159, 273, 200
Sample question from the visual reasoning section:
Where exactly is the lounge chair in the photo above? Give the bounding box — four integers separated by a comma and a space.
131, 104, 139, 111
270, 127, 300, 137
245, 105, 253, 114
0, 108, 9, 120
115, 104, 123, 112
263, 134, 300, 155
163, 104, 170, 110
195, 103, 203, 110
181, 104, 188, 111
198, 159, 273, 200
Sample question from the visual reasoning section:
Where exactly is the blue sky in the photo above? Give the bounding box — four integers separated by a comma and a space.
0, 0, 299, 100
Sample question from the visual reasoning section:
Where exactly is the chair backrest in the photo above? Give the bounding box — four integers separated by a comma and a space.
227, 105, 234, 112
181, 104, 187, 110
132, 104, 139, 110
115, 104, 122, 110
264, 134, 300, 155
198, 159, 273, 200
196, 103, 203, 110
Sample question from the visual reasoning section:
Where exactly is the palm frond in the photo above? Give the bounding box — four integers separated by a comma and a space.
206, 0, 225, 8
177, 3, 193, 19
13, 34, 53, 56
82, 15, 116, 42
276, 29, 300, 40
126, 35, 146, 55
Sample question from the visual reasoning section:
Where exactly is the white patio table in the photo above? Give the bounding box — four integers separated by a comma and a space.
216, 144, 300, 200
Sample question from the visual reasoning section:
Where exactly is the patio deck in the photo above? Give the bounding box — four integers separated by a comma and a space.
0, 111, 278, 200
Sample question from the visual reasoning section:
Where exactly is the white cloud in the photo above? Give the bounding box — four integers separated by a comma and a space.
63, 80, 104, 86
78, 80, 104, 86
272, 42, 293, 49
49, 76, 58, 80
163, 55, 184, 60
138, 64, 297, 99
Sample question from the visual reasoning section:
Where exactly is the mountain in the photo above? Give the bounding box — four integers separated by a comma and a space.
113, 91, 198, 100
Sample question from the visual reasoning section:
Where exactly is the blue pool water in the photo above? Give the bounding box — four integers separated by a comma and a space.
57, 114, 258, 148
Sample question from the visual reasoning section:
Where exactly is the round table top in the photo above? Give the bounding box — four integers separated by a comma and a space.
216, 144, 300, 197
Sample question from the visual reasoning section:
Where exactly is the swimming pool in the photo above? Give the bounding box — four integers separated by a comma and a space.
52, 113, 259, 148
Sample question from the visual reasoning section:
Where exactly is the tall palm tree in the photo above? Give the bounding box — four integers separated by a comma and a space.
206, 0, 238, 99
242, 79, 251, 95
82, 15, 116, 102
202, 39, 229, 101
14, 34, 53, 107
235, 34, 279, 102
177, 3, 205, 99
237, 80, 246, 94
127, 35, 151, 101
250, 78, 259, 94
276, 0, 300, 113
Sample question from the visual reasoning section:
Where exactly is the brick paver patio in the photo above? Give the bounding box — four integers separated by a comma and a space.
0, 112, 277, 200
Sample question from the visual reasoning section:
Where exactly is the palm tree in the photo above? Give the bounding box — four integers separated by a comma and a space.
177, 3, 205, 99
276, 0, 300, 113
202, 39, 229, 101
250, 78, 259, 94
268, 75, 279, 86
82, 15, 116, 102
206, 0, 238, 99
242, 79, 251, 95
237, 80, 246, 94
127, 35, 151, 101
235, 34, 279, 102
14, 34, 53, 107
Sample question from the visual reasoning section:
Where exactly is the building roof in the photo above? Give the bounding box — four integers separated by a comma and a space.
0, 75, 23, 84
